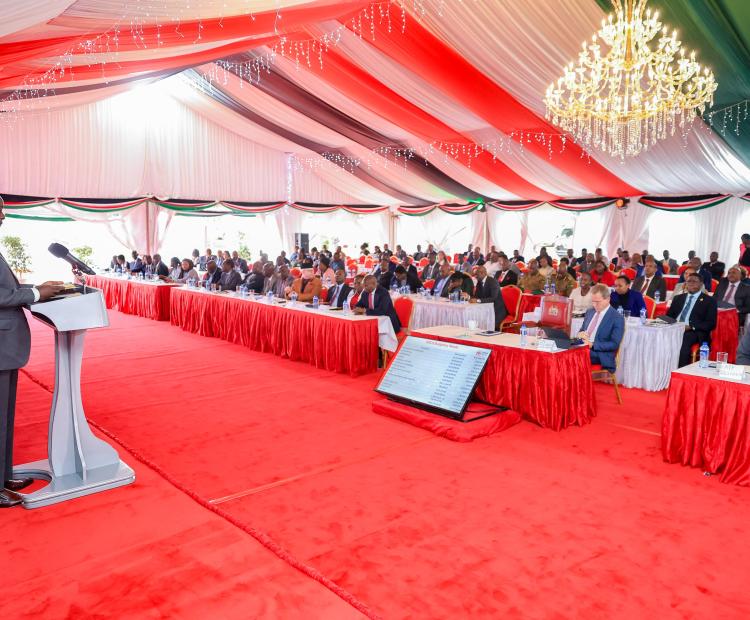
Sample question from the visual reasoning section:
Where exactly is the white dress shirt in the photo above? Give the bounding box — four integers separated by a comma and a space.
570, 287, 593, 314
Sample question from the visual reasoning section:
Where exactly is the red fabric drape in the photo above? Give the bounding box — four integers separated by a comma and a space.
412, 331, 596, 430
662, 372, 750, 486
170, 289, 379, 376
298, 50, 556, 200
347, 17, 639, 198
89, 275, 173, 321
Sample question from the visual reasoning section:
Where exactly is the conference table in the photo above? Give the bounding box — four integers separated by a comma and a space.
662, 362, 750, 486
412, 326, 596, 430
87, 274, 178, 321
405, 295, 496, 331
170, 287, 397, 376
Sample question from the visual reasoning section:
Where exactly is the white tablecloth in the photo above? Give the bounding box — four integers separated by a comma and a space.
406, 296, 496, 331
569, 316, 683, 391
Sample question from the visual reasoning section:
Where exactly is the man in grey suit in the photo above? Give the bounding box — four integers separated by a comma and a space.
713, 266, 750, 326
218, 259, 243, 291
470, 265, 507, 330
0, 202, 65, 507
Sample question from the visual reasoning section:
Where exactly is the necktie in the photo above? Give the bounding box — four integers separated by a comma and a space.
369, 291, 374, 310
332, 285, 339, 304
641, 278, 650, 294
586, 311, 601, 337
679, 294, 696, 322
724, 284, 736, 303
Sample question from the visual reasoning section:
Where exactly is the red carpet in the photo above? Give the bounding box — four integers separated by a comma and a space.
8, 311, 750, 618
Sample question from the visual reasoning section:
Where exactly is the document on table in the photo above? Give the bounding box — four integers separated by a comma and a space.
376, 336, 491, 416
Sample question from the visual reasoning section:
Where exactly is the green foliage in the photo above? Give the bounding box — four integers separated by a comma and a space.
72, 245, 93, 266
1, 235, 32, 275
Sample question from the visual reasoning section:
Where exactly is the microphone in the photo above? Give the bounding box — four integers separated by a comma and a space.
48, 243, 96, 275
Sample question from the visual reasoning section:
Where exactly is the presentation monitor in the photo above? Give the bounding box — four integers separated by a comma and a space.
376, 336, 491, 420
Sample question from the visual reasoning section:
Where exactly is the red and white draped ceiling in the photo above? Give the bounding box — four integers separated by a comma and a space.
0, 0, 748, 207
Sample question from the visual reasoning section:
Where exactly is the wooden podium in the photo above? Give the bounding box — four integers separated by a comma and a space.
14, 287, 135, 509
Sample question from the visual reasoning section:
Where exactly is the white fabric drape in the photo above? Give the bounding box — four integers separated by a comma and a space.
396, 210, 483, 256
0, 0, 75, 38
692, 198, 749, 267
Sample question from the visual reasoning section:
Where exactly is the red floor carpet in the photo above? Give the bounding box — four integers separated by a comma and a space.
5, 311, 750, 619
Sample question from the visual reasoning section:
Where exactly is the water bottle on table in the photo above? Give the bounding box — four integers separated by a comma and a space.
266, 290, 274, 304
312, 295, 319, 310
654, 290, 661, 303
699, 342, 710, 368
520, 324, 528, 347
342, 299, 351, 315
639, 307, 647, 324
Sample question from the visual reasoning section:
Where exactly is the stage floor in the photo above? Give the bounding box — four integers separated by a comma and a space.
5, 311, 750, 619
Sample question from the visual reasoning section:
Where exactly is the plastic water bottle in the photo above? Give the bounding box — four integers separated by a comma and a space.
290, 292, 298, 305
543, 281, 550, 295
639, 307, 647, 324
266, 290, 274, 304
699, 342, 710, 368
342, 299, 351, 314
312, 295, 319, 310
654, 290, 661, 303
520, 324, 528, 347
550, 282, 556, 295
617, 306, 624, 316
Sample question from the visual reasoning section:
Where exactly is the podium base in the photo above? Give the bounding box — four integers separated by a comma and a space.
13, 459, 135, 509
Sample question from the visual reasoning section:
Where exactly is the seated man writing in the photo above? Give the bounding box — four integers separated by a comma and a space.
577, 284, 625, 372
353, 275, 401, 333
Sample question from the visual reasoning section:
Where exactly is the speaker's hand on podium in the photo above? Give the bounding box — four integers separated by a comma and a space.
38, 281, 66, 301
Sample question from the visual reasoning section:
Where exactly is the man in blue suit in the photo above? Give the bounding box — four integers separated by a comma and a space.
354, 275, 401, 333
577, 284, 625, 372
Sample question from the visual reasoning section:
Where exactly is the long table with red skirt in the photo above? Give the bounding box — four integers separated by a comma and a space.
662, 363, 750, 486
412, 326, 596, 430
169, 287, 381, 376
653, 304, 739, 363
87, 274, 176, 321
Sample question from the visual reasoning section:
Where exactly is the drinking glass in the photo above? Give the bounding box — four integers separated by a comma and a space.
467, 319, 478, 335
717, 352, 728, 371
623, 310, 631, 319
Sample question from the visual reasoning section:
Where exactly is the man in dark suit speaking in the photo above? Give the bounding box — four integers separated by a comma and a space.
0, 201, 65, 507
353, 275, 401, 333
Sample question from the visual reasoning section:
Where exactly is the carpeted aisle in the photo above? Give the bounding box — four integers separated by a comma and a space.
10, 311, 750, 618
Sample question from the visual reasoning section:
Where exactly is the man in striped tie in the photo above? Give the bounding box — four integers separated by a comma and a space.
667, 274, 718, 367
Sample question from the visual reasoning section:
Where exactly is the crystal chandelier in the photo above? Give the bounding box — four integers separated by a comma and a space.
544, 0, 717, 158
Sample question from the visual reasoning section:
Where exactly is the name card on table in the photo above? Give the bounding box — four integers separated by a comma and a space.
536, 339, 557, 352
718, 363, 746, 382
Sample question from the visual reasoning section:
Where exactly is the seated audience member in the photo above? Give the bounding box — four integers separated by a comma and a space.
141, 255, 155, 277
318, 256, 336, 288
190, 249, 200, 269
432, 263, 453, 297
703, 251, 725, 281
421, 252, 440, 282
231, 251, 249, 274
577, 284, 625, 372
413, 245, 425, 261
672, 267, 701, 296
682, 250, 697, 265
167, 257, 181, 280
663, 250, 678, 273
289, 246, 300, 262
484, 251, 502, 277
109, 255, 118, 270
741, 234, 750, 269
679, 256, 713, 292
390, 265, 421, 293
518, 259, 546, 294
616, 250, 631, 270
402, 255, 418, 277
579, 252, 596, 274
128, 250, 143, 274
394, 244, 407, 260
330, 251, 345, 272
374, 258, 394, 289
350, 274, 365, 306
324, 269, 353, 307
737, 327, 750, 365
470, 265, 506, 330
442, 271, 474, 299
667, 273, 718, 367
437, 250, 448, 265
463, 243, 474, 258
199, 248, 214, 271
566, 248, 576, 264
264, 264, 293, 297
594, 247, 608, 266
113, 254, 128, 274
169, 259, 199, 283
214, 250, 224, 267
590, 260, 616, 286
276, 250, 291, 267
286, 267, 322, 302
152, 254, 169, 277
203, 260, 221, 286
456, 254, 472, 274
558, 257, 577, 279
354, 275, 401, 332
381, 244, 393, 258
496, 256, 519, 287
537, 255, 554, 279
511, 249, 525, 264
610, 275, 646, 316
576, 248, 588, 265
219, 259, 243, 291
243, 261, 265, 293
467, 247, 485, 267
536, 247, 550, 264
714, 266, 750, 325
570, 272, 594, 314
633, 259, 667, 300
554, 262, 577, 297
298, 250, 313, 269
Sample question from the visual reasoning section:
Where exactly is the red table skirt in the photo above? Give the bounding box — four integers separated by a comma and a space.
88, 275, 173, 321
653, 305, 738, 363
662, 372, 750, 485
518, 294, 543, 317
412, 331, 596, 430
170, 288, 379, 376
